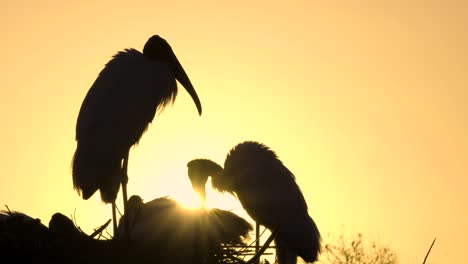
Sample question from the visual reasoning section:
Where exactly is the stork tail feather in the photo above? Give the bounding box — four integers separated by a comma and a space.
72, 146, 122, 203
276, 238, 298, 264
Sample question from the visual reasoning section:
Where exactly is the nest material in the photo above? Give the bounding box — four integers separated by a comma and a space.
0, 199, 253, 264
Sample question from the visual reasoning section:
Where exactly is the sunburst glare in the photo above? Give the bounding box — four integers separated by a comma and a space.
177, 191, 205, 210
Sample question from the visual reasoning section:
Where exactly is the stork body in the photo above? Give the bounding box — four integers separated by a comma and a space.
73, 35, 202, 232
187, 141, 321, 264
115, 195, 252, 263
116, 195, 252, 243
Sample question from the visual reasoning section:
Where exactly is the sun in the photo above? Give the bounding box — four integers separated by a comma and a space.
134, 162, 245, 216
171, 178, 244, 215
177, 191, 206, 210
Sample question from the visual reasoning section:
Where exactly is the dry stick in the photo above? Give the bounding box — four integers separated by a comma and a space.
422, 238, 436, 264
72, 208, 82, 232
70, 210, 75, 226
239, 227, 268, 259
103, 230, 113, 240
5, 205, 12, 215
90, 219, 112, 238
115, 204, 123, 217
245, 230, 278, 264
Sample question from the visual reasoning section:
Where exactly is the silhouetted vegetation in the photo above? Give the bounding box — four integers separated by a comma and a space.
0, 204, 253, 264
318, 233, 398, 264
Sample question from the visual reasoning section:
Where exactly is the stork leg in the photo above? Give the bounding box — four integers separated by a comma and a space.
112, 201, 118, 237
121, 150, 130, 238
255, 222, 260, 264
121, 151, 129, 213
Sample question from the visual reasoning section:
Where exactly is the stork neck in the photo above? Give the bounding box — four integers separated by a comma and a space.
204, 162, 222, 177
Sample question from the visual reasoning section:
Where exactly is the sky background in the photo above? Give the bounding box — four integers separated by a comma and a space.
2, 1, 467, 263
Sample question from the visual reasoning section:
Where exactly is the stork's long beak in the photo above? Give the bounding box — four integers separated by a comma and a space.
193, 181, 206, 205
188, 166, 208, 204
174, 57, 202, 115
189, 175, 207, 203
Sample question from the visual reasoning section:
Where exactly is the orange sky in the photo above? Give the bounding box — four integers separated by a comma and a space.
2, 1, 467, 263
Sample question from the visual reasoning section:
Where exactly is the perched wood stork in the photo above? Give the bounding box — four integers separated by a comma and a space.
116, 195, 253, 263
187, 141, 321, 264
72, 35, 202, 232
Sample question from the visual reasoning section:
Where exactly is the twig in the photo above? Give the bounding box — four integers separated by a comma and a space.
5, 205, 12, 215
71, 208, 78, 227
116, 204, 123, 217
245, 230, 277, 264
105, 230, 113, 239
71, 208, 86, 233
90, 219, 112, 238
239, 226, 268, 260
422, 237, 436, 264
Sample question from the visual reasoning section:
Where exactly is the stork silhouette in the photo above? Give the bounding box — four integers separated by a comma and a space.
116, 195, 252, 241
72, 35, 202, 233
115, 195, 253, 263
187, 141, 321, 264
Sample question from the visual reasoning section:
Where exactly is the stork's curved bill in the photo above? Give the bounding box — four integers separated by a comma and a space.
174, 56, 202, 115
143, 35, 202, 116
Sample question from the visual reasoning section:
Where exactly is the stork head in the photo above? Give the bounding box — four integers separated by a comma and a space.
187, 159, 223, 203
143, 35, 202, 115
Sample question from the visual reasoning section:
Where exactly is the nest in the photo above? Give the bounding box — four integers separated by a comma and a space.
0, 198, 254, 264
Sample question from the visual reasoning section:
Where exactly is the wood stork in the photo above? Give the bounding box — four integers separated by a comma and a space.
116, 195, 253, 263
187, 141, 321, 264
72, 35, 202, 232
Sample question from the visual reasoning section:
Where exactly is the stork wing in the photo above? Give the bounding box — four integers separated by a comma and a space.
233, 161, 308, 226
76, 49, 176, 142
72, 49, 177, 202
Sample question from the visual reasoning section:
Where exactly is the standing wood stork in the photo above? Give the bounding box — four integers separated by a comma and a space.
187, 141, 321, 264
72, 35, 202, 232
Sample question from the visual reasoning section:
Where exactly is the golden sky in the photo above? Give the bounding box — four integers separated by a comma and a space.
2, 1, 467, 263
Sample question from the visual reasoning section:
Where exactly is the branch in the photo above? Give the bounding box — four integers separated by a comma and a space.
422, 237, 436, 264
